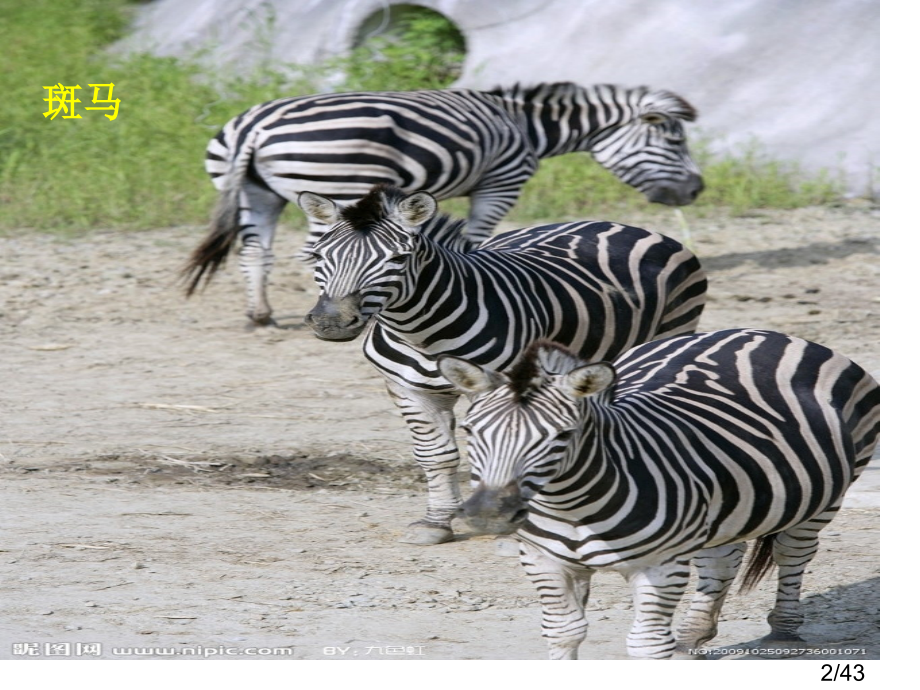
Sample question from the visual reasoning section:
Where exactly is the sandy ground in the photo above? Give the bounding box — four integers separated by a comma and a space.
0, 203, 879, 661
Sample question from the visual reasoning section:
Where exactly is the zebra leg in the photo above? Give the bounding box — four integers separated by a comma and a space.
764, 509, 837, 643
674, 542, 747, 655
623, 560, 691, 659
238, 182, 286, 327
520, 540, 593, 660
465, 187, 520, 245
386, 382, 463, 545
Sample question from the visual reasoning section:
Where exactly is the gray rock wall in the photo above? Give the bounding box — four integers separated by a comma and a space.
118, 0, 879, 196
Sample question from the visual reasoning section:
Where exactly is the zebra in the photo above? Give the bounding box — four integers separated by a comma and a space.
297, 183, 707, 545
181, 82, 704, 326
437, 333, 880, 659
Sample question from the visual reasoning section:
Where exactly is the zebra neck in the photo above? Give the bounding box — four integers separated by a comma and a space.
491, 83, 631, 159
531, 410, 636, 515
533, 402, 710, 539
375, 238, 491, 349
537, 415, 611, 494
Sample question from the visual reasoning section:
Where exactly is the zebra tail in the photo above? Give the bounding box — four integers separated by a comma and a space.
738, 534, 776, 594
180, 187, 241, 297
181, 131, 258, 297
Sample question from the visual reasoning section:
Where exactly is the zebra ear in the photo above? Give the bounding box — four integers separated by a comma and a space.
438, 356, 506, 396
644, 90, 697, 122
297, 191, 340, 225
396, 191, 438, 230
559, 363, 616, 399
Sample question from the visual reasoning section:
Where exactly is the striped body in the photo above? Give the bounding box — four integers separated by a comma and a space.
183, 83, 702, 325
299, 185, 706, 544
439, 332, 880, 658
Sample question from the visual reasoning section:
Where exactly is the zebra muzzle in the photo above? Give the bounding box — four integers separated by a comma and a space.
304, 292, 366, 341
645, 172, 705, 206
457, 482, 528, 535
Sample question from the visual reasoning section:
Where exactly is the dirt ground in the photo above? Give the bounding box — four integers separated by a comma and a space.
0, 202, 879, 661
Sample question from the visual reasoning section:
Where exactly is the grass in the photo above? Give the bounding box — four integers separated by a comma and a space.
332, 5, 466, 92
0, 0, 321, 233
505, 140, 847, 226
0, 0, 851, 235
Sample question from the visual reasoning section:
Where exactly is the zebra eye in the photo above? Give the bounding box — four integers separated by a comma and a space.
640, 112, 668, 126
556, 430, 575, 442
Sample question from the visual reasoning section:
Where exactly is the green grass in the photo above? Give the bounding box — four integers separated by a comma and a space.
688, 137, 846, 212
332, 5, 466, 92
0, 0, 851, 235
507, 154, 648, 225
0, 0, 320, 233
505, 140, 847, 226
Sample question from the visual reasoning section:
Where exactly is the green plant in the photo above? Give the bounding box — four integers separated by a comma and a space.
506, 154, 646, 225
689, 137, 845, 212
0, 0, 852, 235
334, 7, 466, 91
504, 138, 847, 225
0, 0, 320, 233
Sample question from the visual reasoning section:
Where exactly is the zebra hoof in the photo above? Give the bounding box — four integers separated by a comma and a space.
245, 316, 277, 330
399, 523, 454, 545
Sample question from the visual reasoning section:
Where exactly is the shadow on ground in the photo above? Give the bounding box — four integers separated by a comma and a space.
701, 576, 880, 661
701, 237, 878, 273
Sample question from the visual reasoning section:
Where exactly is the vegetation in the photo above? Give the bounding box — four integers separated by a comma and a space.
0, 0, 320, 232
507, 139, 846, 226
334, 5, 466, 92
0, 0, 850, 234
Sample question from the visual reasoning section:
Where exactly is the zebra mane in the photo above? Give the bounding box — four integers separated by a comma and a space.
486, 82, 587, 103
507, 340, 585, 401
339, 183, 404, 232
338, 184, 472, 250
487, 82, 697, 122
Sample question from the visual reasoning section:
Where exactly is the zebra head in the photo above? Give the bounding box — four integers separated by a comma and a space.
297, 186, 437, 341
439, 341, 615, 535
589, 86, 703, 206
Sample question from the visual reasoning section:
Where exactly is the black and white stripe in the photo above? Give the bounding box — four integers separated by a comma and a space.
438, 332, 880, 659
298, 184, 707, 545
182, 83, 703, 325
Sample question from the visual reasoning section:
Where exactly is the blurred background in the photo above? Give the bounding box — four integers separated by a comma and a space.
1, 0, 879, 231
